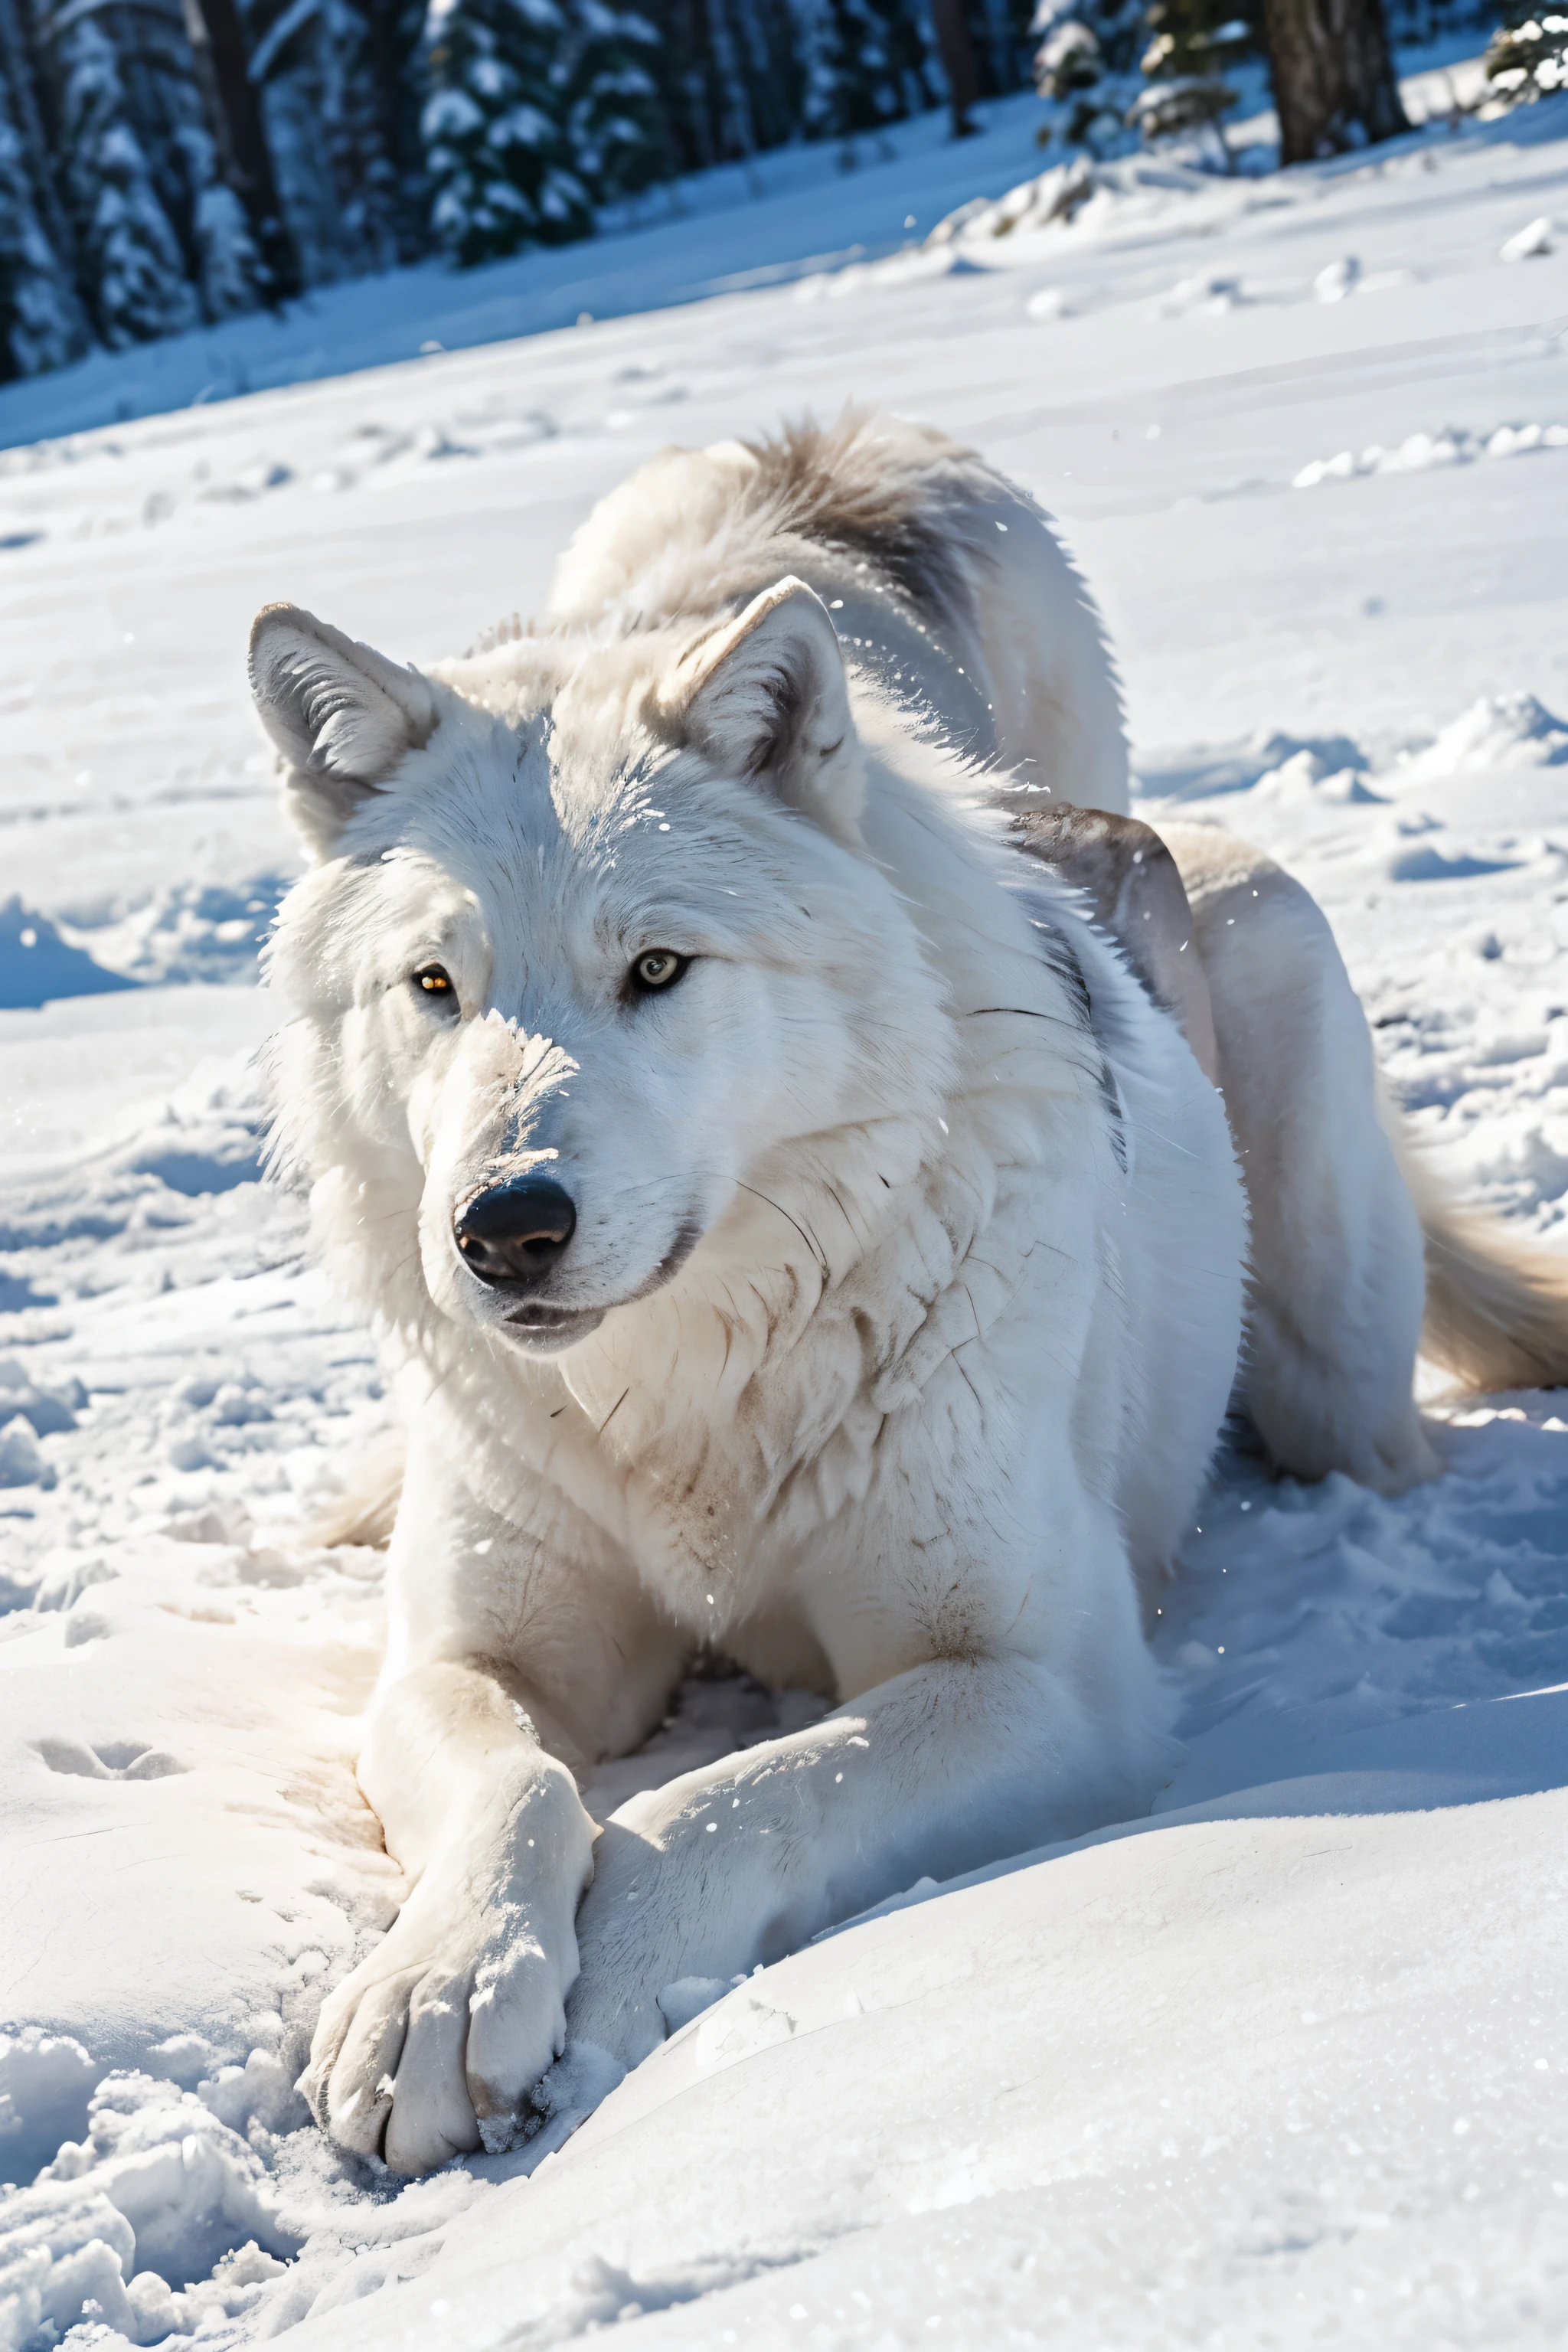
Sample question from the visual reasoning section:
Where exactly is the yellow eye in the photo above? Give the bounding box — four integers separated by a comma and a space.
632, 950, 686, 993
413, 964, 454, 998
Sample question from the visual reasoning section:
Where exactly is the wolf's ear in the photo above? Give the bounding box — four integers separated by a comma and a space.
249, 603, 436, 858
665, 578, 861, 838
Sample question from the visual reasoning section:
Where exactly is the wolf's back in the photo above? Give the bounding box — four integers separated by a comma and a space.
547, 407, 1131, 816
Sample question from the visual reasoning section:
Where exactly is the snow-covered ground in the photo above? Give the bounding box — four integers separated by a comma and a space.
4, 74, 1568, 2352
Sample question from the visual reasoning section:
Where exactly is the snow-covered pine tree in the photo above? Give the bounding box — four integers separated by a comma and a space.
1485, 3, 1568, 103
796, 0, 938, 142
247, 0, 412, 283
0, 111, 87, 376
1031, 0, 1147, 152
68, 0, 282, 325
123, 0, 289, 312
181, 0, 299, 301
422, 0, 591, 263
1138, 0, 1257, 79
796, 0, 844, 137
55, 15, 200, 345
1131, 0, 1256, 162
0, 0, 92, 375
181, 132, 270, 312
361, 0, 435, 250
558, 0, 668, 202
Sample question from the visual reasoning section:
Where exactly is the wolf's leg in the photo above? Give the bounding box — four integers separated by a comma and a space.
566, 1642, 1163, 2069
304, 1658, 598, 2172
1156, 821, 1439, 1493
304, 1460, 685, 2174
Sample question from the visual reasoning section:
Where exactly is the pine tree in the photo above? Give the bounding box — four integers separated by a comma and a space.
1139, 0, 1258, 77
1485, 5, 1568, 103
1131, 0, 1256, 161
0, 109, 87, 377
796, 0, 938, 141
247, 0, 408, 283
559, 0, 669, 202
0, 0, 91, 377
796, 0, 843, 136
182, 0, 299, 300
421, 0, 591, 263
360, 0, 434, 255
57, 16, 201, 345
189, 154, 270, 312
1031, 0, 1147, 152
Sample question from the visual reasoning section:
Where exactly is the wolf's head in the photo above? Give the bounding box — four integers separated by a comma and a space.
256, 584, 952, 1360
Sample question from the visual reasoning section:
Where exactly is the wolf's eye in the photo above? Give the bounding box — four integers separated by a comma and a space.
412, 964, 455, 1002
630, 950, 688, 995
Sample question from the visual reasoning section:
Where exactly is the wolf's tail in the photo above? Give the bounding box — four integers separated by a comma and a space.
1386, 1111, 1568, 1391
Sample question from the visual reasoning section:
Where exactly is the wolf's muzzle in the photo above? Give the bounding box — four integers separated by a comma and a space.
455, 1177, 577, 1288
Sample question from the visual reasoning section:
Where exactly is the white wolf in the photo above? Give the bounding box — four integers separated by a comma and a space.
253, 411, 1568, 2174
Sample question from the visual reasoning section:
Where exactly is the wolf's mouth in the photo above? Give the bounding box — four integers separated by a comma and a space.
501, 1301, 607, 1351
493, 1218, 705, 1352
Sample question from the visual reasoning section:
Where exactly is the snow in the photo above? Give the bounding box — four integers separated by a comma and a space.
291, 1777, 1567, 2349
4, 71, 1568, 2352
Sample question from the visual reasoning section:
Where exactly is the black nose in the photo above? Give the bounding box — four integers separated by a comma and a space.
454, 1178, 577, 1287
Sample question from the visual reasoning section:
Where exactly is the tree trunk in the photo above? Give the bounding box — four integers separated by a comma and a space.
1260, 0, 1409, 164
179, 0, 299, 299
928, 0, 980, 135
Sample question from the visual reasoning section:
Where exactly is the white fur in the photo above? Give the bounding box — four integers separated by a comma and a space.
1155, 822, 1439, 1493
545, 413, 1131, 814
253, 416, 1506, 2177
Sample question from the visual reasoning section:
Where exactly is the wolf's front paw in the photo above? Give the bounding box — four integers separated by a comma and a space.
303, 1865, 577, 2174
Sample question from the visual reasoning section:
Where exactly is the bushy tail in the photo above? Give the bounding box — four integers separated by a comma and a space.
1388, 1115, 1568, 1391
309, 1427, 403, 1550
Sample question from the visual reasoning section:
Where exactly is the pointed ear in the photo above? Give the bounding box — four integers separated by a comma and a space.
665, 578, 861, 838
249, 603, 436, 858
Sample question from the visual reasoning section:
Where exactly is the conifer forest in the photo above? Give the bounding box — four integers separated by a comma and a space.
0, 0, 1519, 384
0, 0, 1037, 381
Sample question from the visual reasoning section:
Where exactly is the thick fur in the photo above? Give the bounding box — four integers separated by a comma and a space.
1013, 805, 1220, 1083
544, 410, 1132, 815
1390, 1116, 1568, 1393
252, 412, 1563, 2176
